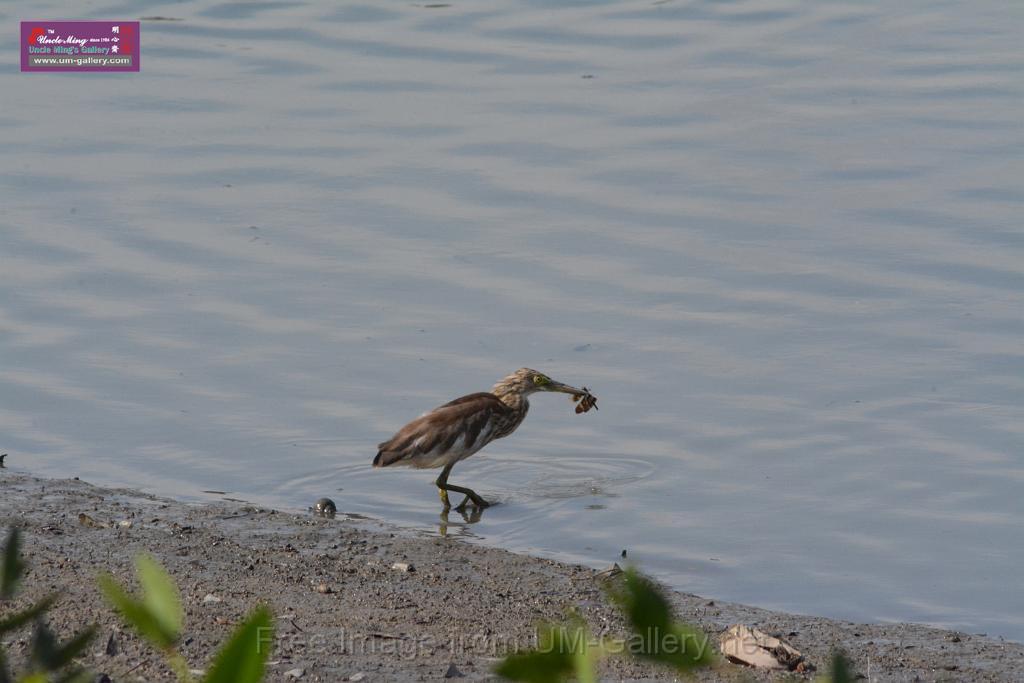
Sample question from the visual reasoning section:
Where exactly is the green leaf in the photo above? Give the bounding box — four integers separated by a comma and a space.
30, 622, 96, 672
607, 567, 715, 672
495, 621, 592, 683
29, 621, 57, 669
496, 650, 574, 683
98, 573, 177, 650
135, 555, 182, 643
0, 595, 58, 635
1, 528, 25, 600
828, 650, 853, 683
15, 674, 47, 683
203, 605, 273, 683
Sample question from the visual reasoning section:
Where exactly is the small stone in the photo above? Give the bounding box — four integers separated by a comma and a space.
348, 674, 366, 682
78, 513, 106, 528
313, 497, 337, 518
203, 593, 222, 604
104, 632, 118, 656
391, 562, 414, 573
444, 662, 465, 678
118, 519, 133, 529
315, 583, 333, 594
284, 668, 305, 679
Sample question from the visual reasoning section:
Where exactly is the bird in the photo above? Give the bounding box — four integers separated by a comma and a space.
373, 368, 594, 511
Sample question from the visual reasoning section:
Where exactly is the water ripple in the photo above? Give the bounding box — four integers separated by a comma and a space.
2, 0, 1022, 642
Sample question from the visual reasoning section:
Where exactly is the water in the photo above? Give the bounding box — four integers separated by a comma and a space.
2, 0, 1022, 641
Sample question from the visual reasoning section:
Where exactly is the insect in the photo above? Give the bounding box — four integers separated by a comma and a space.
571, 387, 598, 414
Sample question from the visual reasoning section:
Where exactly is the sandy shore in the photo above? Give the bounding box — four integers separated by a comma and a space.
1, 470, 1020, 681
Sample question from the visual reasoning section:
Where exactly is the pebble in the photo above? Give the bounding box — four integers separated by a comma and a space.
313, 497, 337, 518
348, 673, 366, 682
391, 562, 414, 573
284, 668, 305, 679
444, 662, 465, 678
202, 593, 222, 604
78, 513, 106, 528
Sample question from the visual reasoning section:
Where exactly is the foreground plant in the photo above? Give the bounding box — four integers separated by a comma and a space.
816, 650, 856, 683
496, 614, 598, 683
606, 567, 715, 673
98, 555, 272, 683
1, 527, 97, 683
496, 566, 716, 682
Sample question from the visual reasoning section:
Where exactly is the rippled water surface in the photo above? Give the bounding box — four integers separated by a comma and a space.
3, 0, 1023, 640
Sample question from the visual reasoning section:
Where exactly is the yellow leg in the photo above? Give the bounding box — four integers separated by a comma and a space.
436, 464, 454, 510
435, 463, 491, 510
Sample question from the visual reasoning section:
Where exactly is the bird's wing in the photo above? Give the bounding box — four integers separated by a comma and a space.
373, 393, 510, 468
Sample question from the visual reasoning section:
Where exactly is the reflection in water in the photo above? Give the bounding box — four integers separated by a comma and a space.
1, 0, 1022, 641
438, 505, 486, 538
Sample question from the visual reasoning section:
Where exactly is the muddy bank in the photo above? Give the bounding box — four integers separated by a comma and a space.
1, 471, 1020, 681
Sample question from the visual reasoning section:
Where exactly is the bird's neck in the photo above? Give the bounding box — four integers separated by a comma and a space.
491, 382, 530, 411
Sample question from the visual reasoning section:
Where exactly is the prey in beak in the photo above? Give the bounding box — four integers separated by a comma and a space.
542, 380, 598, 413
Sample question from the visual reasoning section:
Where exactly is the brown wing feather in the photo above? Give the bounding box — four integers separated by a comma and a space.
373, 392, 510, 468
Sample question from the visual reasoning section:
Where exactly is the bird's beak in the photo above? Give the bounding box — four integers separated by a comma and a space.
546, 380, 585, 395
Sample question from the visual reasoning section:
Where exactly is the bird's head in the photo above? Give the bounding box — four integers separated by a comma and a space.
494, 368, 585, 397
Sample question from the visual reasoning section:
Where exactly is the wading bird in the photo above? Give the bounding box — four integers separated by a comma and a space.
373, 368, 595, 510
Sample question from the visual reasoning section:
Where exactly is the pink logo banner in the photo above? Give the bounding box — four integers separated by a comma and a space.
21, 21, 140, 72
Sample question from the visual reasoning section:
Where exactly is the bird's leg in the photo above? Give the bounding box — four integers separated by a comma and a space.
435, 463, 491, 510
448, 484, 491, 511
435, 464, 454, 510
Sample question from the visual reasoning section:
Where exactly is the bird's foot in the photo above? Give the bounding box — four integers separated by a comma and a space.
438, 488, 451, 510
455, 495, 492, 512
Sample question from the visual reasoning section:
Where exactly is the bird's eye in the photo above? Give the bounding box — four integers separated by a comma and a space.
533, 375, 549, 386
